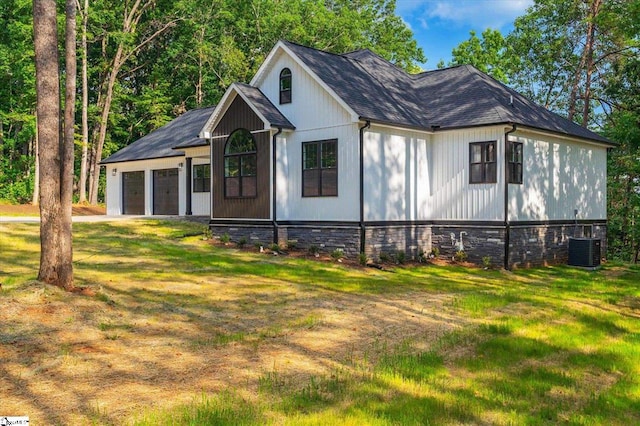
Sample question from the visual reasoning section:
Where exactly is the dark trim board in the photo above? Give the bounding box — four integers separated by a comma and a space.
277, 219, 605, 227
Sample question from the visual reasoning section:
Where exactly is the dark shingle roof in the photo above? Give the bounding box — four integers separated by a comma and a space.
282, 40, 613, 145
102, 106, 215, 164
235, 83, 295, 129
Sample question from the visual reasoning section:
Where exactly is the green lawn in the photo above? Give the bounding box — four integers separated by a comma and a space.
1, 220, 639, 425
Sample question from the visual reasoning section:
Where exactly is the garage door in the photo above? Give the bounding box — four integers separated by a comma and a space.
153, 168, 179, 215
122, 171, 145, 215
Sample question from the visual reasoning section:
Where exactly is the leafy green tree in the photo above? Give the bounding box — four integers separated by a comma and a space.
507, 0, 633, 128
605, 55, 640, 262
0, 0, 36, 203
449, 28, 511, 83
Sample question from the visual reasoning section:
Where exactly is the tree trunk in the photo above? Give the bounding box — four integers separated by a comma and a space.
78, 0, 89, 203
88, 44, 123, 204
32, 129, 39, 206
59, 0, 77, 287
86, 0, 177, 204
33, 0, 73, 289
581, 0, 601, 127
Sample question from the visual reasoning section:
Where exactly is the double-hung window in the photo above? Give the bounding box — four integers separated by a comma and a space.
469, 141, 497, 184
302, 139, 337, 197
507, 141, 523, 184
224, 129, 257, 198
193, 164, 210, 192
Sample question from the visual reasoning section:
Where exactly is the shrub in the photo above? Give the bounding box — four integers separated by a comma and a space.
430, 247, 440, 258
417, 249, 427, 263
286, 240, 298, 250
308, 245, 320, 256
220, 233, 231, 244
378, 252, 390, 263
358, 252, 368, 266
482, 256, 492, 269
269, 243, 280, 252
454, 250, 467, 262
237, 237, 248, 248
396, 250, 406, 264
331, 248, 344, 261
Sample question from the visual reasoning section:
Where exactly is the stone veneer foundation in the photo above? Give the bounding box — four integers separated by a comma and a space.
209, 221, 607, 268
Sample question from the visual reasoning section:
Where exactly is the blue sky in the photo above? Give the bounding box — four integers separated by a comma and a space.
396, 0, 534, 69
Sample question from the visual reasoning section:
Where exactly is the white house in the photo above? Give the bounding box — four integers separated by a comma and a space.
104, 40, 614, 268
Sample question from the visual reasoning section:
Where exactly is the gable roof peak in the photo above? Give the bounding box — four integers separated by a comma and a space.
261, 41, 612, 145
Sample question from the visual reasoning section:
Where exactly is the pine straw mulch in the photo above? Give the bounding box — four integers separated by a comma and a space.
0, 272, 469, 425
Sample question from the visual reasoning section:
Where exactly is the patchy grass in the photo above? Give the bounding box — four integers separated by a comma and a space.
1, 220, 639, 425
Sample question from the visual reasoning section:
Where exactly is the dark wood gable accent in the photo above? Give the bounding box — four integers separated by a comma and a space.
212, 96, 264, 137
211, 95, 270, 219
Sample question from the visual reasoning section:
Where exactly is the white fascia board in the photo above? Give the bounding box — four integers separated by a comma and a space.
198, 83, 275, 138
251, 41, 360, 123
198, 85, 237, 138
510, 125, 614, 148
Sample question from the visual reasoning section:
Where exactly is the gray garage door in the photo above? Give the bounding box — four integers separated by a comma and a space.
153, 168, 179, 215
122, 171, 145, 215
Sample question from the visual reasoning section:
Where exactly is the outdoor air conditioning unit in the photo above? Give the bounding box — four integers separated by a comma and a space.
568, 237, 601, 268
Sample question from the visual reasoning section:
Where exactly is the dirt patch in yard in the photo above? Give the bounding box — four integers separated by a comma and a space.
0, 203, 106, 216
0, 277, 467, 424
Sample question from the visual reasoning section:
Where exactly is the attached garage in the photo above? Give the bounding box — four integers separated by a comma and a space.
103, 106, 215, 216
122, 171, 145, 215
153, 168, 179, 215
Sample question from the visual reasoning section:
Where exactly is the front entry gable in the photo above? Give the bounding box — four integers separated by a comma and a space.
203, 86, 292, 221
199, 83, 294, 140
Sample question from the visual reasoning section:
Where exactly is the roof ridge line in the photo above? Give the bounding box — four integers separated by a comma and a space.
280, 39, 349, 60
464, 65, 511, 123
346, 54, 427, 127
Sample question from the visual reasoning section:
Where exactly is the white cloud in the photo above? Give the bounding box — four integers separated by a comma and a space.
396, 0, 534, 30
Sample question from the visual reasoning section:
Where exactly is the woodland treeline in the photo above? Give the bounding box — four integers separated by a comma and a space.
1, 0, 639, 261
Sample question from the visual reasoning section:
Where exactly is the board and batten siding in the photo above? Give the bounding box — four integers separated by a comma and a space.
429, 126, 506, 221
275, 124, 360, 221
257, 49, 357, 132
105, 157, 187, 216
183, 146, 211, 216
262, 49, 360, 222
508, 130, 607, 221
363, 126, 430, 221
190, 157, 210, 216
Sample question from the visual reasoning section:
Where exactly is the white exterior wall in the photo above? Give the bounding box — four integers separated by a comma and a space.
429, 126, 506, 221
363, 126, 430, 221
262, 51, 360, 221
183, 146, 211, 216
508, 130, 607, 221
363, 125, 506, 222
105, 157, 187, 216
